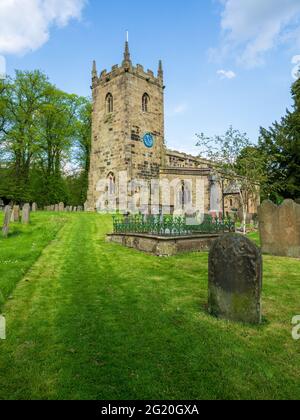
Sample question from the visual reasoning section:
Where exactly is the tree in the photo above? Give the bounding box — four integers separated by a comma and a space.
71, 98, 92, 205
35, 88, 81, 204
196, 126, 266, 234
0, 71, 51, 201
259, 78, 300, 201
0, 70, 92, 206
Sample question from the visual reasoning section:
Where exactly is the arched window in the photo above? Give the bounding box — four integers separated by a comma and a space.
177, 181, 192, 210
107, 173, 115, 195
142, 93, 150, 112
106, 93, 113, 113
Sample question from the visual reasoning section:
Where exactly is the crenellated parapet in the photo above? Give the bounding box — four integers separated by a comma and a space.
91, 42, 164, 92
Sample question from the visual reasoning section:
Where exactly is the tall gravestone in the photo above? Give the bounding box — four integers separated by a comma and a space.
32, 203, 37, 212
258, 199, 300, 258
2, 206, 12, 238
22, 203, 30, 224
208, 234, 262, 324
10, 205, 20, 222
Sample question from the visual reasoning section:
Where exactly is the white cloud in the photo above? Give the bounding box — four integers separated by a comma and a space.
292, 55, 300, 80
0, 0, 87, 55
217, 69, 236, 79
292, 55, 300, 65
173, 103, 188, 115
216, 0, 300, 68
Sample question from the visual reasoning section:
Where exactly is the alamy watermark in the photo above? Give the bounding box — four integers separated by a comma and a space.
292, 316, 300, 341
0, 55, 6, 80
0, 315, 6, 340
93, 171, 213, 217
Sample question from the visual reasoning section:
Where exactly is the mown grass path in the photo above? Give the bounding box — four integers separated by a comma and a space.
0, 213, 299, 400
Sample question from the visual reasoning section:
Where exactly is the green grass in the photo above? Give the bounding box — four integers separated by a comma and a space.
0, 212, 299, 400
0, 212, 66, 309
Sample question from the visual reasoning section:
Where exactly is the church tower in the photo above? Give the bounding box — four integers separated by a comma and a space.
87, 41, 165, 211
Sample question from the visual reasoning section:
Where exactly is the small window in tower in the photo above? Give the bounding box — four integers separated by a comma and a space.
106, 93, 113, 113
142, 93, 150, 112
107, 172, 116, 195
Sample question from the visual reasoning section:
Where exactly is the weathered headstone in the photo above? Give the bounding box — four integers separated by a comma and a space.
22, 203, 30, 224
54, 204, 59, 212
59, 202, 64, 212
73, 206, 77, 212
2, 206, 12, 238
258, 199, 300, 258
208, 234, 262, 324
32, 203, 37, 212
84, 201, 88, 212
10, 205, 20, 222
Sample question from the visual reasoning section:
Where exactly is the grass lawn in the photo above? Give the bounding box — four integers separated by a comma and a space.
0, 212, 299, 400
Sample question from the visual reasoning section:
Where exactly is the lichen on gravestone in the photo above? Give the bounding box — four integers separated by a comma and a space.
208, 234, 262, 324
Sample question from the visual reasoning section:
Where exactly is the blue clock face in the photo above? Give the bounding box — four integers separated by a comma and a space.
143, 133, 154, 149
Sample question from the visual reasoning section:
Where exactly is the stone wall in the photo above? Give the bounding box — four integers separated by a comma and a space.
258, 199, 300, 258
107, 233, 220, 257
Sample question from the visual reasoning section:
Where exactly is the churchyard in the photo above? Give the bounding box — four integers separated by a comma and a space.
0, 210, 299, 400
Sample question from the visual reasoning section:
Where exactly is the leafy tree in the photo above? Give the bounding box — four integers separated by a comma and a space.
259, 78, 300, 201
196, 126, 265, 234
0, 70, 92, 206
72, 98, 92, 204
0, 71, 51, 201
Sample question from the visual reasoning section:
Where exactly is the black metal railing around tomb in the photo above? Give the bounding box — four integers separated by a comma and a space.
112, 214, 235, 237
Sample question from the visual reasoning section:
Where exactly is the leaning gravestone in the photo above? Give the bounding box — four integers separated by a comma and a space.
10, 205, 20, 222
208, 234, 262, 324
22, 203, 30, 224
2, 206, 12, 238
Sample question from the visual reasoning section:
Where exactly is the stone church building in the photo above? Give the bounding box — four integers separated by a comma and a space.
87, 42, 258, 217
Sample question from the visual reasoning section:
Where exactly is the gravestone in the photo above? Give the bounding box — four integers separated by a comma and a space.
22, 203, 30, 224
208, 234, 262, 324
54, 204, 59, 212
2, 206, 12, 238
73, 206, 77, 212
84, 201, 88, 212
10, 205, 20, 222
258, 200, 300, 258
59, 202, 64, 212
32, 203, 37, 212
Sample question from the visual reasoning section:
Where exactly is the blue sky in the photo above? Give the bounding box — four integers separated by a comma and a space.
1, 0, 300, 155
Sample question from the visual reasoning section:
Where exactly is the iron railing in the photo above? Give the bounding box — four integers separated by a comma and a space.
112, 214, 235, 236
